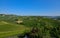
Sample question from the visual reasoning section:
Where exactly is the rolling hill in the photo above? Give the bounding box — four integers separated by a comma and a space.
0, 14, 60, 38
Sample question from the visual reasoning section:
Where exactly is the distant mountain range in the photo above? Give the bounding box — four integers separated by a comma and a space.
0, 14, 60, 20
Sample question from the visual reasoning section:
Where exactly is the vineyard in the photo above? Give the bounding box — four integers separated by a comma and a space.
0, 14, 60, 38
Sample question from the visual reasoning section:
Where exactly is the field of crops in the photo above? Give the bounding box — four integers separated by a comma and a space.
0, 21, 30, 38
0, 14, 60, 38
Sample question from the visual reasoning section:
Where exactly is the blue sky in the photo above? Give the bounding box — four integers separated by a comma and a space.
0, 0, 60, 16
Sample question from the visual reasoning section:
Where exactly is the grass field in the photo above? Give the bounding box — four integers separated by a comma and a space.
0, 21, 30, 38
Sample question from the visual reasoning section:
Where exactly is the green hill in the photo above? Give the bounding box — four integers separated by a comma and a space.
0, 14, 60, 38
0, 21, 30, 38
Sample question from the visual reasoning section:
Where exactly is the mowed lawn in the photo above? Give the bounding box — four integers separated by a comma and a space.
0, 21, 30, 38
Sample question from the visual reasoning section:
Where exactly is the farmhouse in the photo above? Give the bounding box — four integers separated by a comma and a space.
15, 19, 23, 24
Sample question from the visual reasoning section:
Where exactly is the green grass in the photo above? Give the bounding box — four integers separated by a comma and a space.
0, 21, 30, 38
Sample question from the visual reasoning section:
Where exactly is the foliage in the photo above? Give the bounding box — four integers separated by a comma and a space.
0, 14, 60, 38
